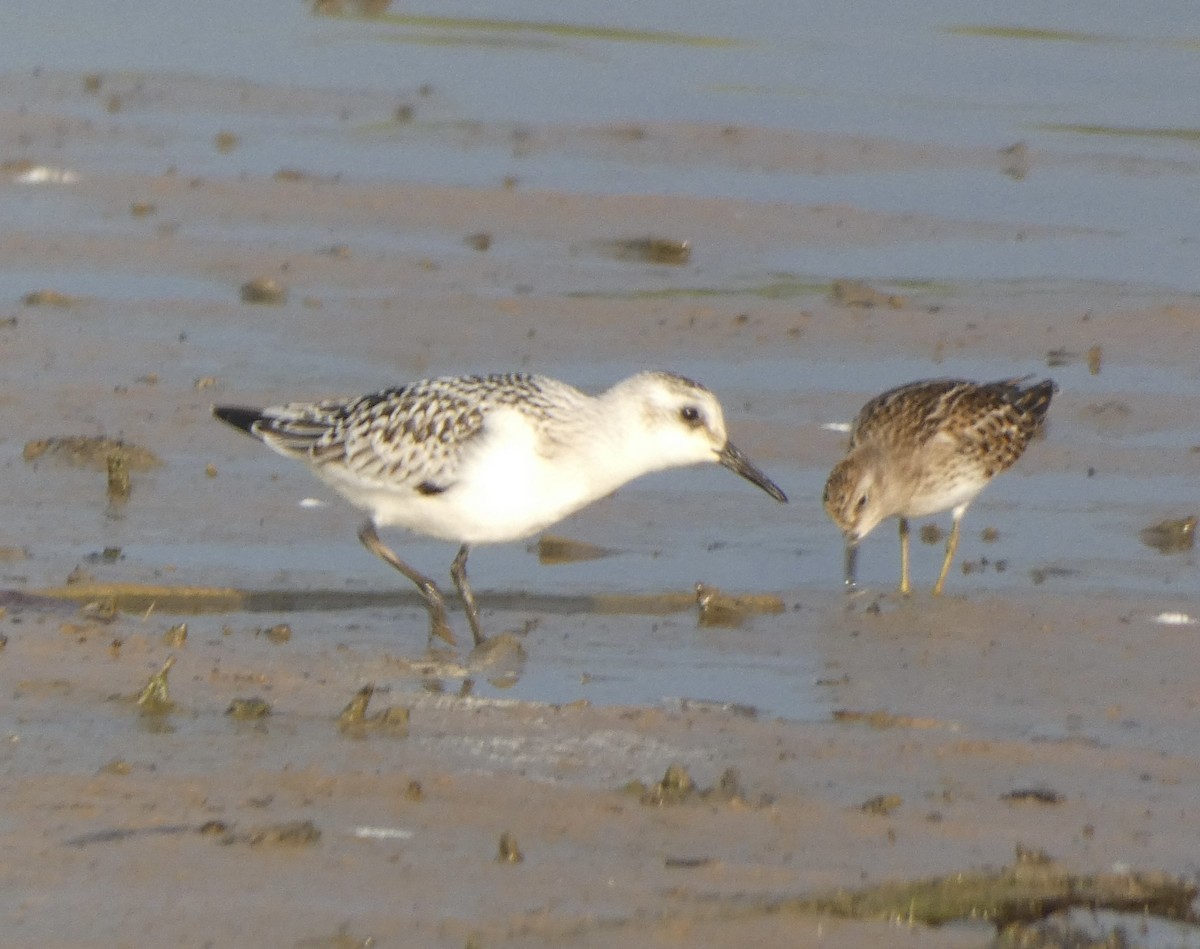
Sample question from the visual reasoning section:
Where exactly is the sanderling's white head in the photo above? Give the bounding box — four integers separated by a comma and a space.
604, 371, 787, 502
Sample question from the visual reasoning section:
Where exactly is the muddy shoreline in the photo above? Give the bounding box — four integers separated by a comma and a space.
2, 71, 1200, 947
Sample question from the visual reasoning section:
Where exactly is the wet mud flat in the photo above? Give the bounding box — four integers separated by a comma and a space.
2, 69, 1200, 947
6, 587, 1200, 948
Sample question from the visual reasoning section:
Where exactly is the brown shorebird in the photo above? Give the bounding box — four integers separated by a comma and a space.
823, 377, 1054, 595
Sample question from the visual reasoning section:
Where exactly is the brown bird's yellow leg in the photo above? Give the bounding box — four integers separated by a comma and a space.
898, 517, 911, 595
358, 521, 457, 646
932, 515, 962, 596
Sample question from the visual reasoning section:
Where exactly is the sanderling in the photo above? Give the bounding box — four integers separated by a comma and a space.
215, 370, 787, 647
823, 377, 1053, 595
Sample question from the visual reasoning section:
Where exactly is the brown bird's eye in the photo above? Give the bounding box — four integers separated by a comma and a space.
680, 405, 702, 426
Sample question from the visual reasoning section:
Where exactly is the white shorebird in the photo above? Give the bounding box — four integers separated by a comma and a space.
214, 370, 787, 647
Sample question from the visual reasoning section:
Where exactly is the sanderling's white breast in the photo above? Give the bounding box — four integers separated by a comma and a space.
215, 370, 786, 648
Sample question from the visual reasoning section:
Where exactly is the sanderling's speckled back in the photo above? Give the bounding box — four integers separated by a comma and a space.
214, 370, 787, 647
823, 377, 1053, 596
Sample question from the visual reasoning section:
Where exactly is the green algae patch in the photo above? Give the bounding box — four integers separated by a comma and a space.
314, 5, 739, 48
1038, 123, 1200, 143
946, 25, 1121, 45
33, 583, 786, 621
569, 279, 830, 301
570, 277, 947, 302
779, 855, 1197, 929
35, 583, 246, 615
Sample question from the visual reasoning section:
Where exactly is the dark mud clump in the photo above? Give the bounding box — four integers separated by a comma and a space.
22, 289, 85, 307
1139, 514, 1197, 554
626, 764, 761, 807
239, 276, 287, 305
226, 697, 272, 720
134, 656, 176, 715
694, 582, 785, 628
337, 684, 410, 738
23, 436, 163, 472
534, 533, 616, 564
830, 278, 906, 309
496, 831, 524, 864
598, 237, 691, 265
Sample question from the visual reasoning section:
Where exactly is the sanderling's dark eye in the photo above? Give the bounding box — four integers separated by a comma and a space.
679, 405, 702, 427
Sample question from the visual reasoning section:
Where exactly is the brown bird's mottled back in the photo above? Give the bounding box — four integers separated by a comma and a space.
824, 377, 1054, 596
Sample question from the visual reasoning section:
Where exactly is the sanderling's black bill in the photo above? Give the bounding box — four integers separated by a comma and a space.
718, 442, 787, 503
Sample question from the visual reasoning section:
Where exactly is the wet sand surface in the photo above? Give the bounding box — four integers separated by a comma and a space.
2, 68, 1200, 947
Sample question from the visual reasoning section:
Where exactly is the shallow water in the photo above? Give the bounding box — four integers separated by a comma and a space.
2, 2, 1200, 730
5, 0, 1199, 291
